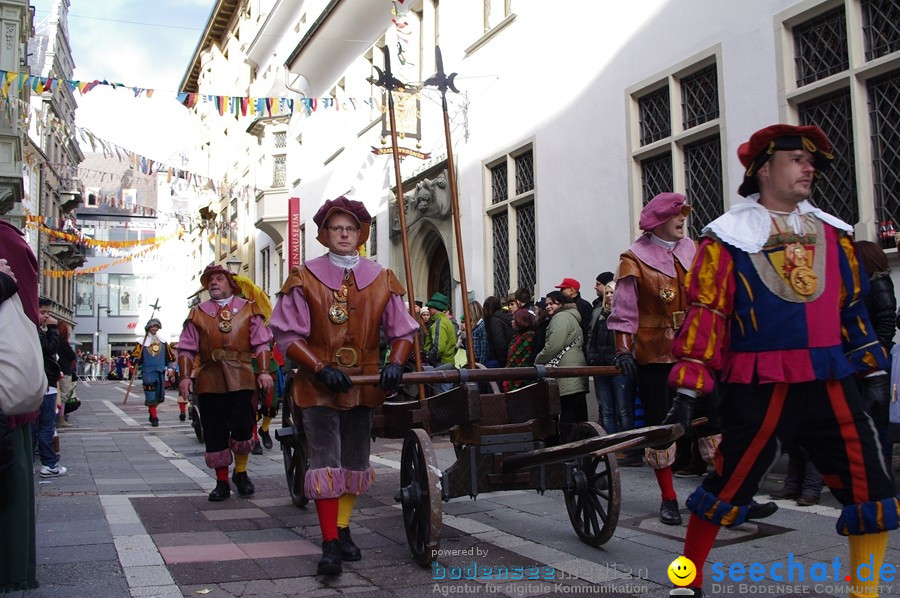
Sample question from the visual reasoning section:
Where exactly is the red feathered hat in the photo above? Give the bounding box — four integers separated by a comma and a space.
737, 124, 834, 197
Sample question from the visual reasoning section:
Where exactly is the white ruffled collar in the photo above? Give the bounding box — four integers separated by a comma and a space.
703, 194, 853, 253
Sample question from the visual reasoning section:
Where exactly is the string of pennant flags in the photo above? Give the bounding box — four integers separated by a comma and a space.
24, 216, 180, 249
0, 68, 391, 119
42, 243, 165, 278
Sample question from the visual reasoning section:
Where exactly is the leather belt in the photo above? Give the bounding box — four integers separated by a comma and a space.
334, 347, 359, 368
638, 311, 686, 329
210, 349, 254, 362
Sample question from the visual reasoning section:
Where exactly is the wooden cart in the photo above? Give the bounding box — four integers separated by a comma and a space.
275, 366, 687, 566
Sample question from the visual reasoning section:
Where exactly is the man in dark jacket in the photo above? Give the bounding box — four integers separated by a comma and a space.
37, 297, 65, 477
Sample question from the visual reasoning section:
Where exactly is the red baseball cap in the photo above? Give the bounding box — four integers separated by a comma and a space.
554, 277, 580, 291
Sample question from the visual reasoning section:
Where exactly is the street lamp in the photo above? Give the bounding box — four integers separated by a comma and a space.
225, 258, 242, 274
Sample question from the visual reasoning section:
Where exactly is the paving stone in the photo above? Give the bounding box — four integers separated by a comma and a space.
124, 564, 176, 587
168, 559, 268, 585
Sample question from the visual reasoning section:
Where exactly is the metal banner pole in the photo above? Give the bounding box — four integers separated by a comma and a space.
423, 46, 475, 369
371, 46, 426, 400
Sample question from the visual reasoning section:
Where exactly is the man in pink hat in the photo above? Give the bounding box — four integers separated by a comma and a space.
270, 196, 419, 576
667, 124, 897, 597
608, 192, 702, 525
177, 264, 274, 502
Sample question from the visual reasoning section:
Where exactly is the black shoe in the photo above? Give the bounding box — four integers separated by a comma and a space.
260, 429, 273, 450
208, 480, 231, 502
674, 464, 707, 478
796, 494, 819, 507
179, 412, 186, 422
337, 527, 361, 561
252, 441, 263, 455
150, 417, 159, 428
660, 499, 682, 525
747, 500, 778, 519
231, 471, 255, 497
768, 487, 800, 500
317, 539, 343, 575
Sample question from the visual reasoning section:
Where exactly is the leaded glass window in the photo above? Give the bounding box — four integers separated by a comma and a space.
490, 163, 507, 204
681, 65, 719, 130
638, 87, 671, 146
515, 150, 534, 195
862, 0, 900, 61
798, 89, 858, 225
869, 68, 900, 226
492, 212, 509, 297
274, 131, 287, 149
516, 203, 535, 296
272, 155, 286, 187
369, 216, 378, 257
794, 7, 849, 86
684, 136, 723, 238
640, 152, 673, 203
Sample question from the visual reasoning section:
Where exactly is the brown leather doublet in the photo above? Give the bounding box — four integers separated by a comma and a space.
281, 265, 405, 410
189, 302, 263, 394
619, 250, 689, 365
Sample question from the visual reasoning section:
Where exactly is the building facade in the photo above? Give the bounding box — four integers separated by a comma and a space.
181, 0, 900, 313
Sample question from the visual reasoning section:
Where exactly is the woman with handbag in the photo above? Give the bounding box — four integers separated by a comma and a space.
0, 221, 43, 592
534, 291, 588, 427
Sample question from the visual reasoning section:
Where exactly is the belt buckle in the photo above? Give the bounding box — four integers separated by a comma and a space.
672, 311, 686, 329
211, 348, 226, 362
334, 347, 359, 368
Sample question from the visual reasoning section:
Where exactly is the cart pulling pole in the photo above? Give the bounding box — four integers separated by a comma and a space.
423, 46, 475, 369
349, 365, 622, 386
122, 298, 162, 405
500, 418, 708, 472
371, 46, 426, 401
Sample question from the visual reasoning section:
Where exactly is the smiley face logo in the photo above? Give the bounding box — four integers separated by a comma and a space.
667, 556, 697, 586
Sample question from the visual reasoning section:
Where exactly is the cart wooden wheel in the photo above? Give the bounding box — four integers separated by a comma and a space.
280, 400, 309, 508
188, 394, 203, 444
563, 422, 620, 546
396, 428, 442, 566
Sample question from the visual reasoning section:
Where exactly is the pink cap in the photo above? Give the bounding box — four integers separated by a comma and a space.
639, 192, 691, 232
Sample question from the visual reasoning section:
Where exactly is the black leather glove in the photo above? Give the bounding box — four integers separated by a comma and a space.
662, 392, 697, 436
315, 366, 352, 393
379, 363, 405, 391
615, 352, 637, 379
863, 374, 890, 430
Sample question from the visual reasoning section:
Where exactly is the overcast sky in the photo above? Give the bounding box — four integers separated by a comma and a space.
32, 0, 213, 165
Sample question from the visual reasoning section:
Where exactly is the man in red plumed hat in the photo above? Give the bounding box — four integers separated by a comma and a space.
177, 264, 274, 501
667, 124, 897, 597
270, 196, 418, 576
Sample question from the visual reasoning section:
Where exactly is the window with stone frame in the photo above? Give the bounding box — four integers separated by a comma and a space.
783, 0, 900, 233
260, 246, 270, 295
629, 57, 725, 236
486, 145, 535, 299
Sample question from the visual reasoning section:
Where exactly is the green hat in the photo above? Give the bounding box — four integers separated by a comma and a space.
426, 292, 450, 311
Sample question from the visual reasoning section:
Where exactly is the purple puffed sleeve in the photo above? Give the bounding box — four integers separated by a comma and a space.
177, 320, 200, 360
606, 276, 639, 335
249, 314, 275, 354
381, 293, 419, 344
269, 286, 312, 354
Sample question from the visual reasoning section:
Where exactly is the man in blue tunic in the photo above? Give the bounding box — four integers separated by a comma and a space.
131, 318, 175, 427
